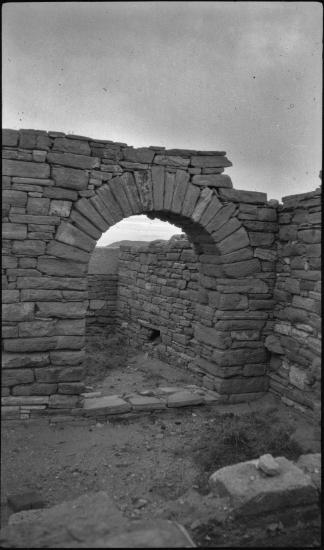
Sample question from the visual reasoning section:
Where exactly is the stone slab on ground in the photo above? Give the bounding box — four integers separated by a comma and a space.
296, 453, 321, 492
209, 456, 318, 517
71, 520, 196, 548
1, 492, 195, 548
127, 395, 166, 410
2, 491, 126, 547
82, 395, 131, 415
167, 391, 204, 408
7, 491, 45, 513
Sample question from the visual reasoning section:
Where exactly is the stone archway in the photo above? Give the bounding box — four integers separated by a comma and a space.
2, 130, 277, 413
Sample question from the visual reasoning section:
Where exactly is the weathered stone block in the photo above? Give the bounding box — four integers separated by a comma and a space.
70, 209, 102, 240
249, 232, 275, 247
212, 347, 267, 366
195, 325, 231, 349
217, 227, 250, 255
16, 276, 87, 290
46, 240, 89, 263
35, 366, 84, 382
18, 320, 56, 337
222, 258, 261, 277
26, 197, 50, 215
133, 170, 154, 211
12, 240, 46, 256
257, 207, 277, 221
219, 293, 249, 310
209, 456, 317, 517
192, 174, 233, 188
2, 129, 19, 146
213, 375, 269, 394
56, 335, 85, 349
205, 203, 236, 233
128, 395, 166, 410
50, 350, 85, 366
298, 229, 321, 243
43, 186, 78, 201
49, 200, 72, 217
167, 391, 203, 407
3, 159, 50, 178
47, 152, 99, 170
2, 326, 18, 338
2, 302, 34, 322
36, 302, 87, 319
2, 256, 18, 269
75, 198, 108, 232
2, 223, 27, 240
2, 369, 34, 386
154, 155, 189, 168
265, 335, 284, 354
57, 382, 85, 394
192, 188, 213, 222
49, 394, 80, 408
123, 147, 155, 163
37, 257, 87, 277
55, 222, 96, 252
83, 395, 131, 414
53, 137, 91, 155
12, 383, 57, 396
52, 166, 88, 190
191, 155, 232, 168
3, 190, 27, 206
152, 165, 165, 210
218, 188, 267, 203
108, 177, 133, 216
289, 365, 308, 390
9, 214, 60, 225
2, 352, 49, 369
55, 319, 85, 335
4, 337, 58, 353
2, 290, 20, 303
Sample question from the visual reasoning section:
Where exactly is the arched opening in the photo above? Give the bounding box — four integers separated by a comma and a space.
84, 213, 214, 393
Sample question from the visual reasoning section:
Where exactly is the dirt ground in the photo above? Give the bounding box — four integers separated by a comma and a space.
1, 334, 321, 547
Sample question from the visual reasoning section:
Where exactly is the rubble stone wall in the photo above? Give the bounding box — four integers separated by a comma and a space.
117, 236, 199, 369
267, 189, 321, 418
1, 128, 321, 419
86, 248, 119, 338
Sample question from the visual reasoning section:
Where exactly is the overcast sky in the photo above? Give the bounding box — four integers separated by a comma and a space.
3, 2, 322, 245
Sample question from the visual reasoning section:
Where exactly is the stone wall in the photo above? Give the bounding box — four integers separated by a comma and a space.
86, 248, 119, 338
117, 235, 199, 368
1, 128, 321, 419
267, 189, 321, 418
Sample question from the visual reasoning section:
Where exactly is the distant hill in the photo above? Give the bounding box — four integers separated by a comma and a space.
103, 240, 164, 248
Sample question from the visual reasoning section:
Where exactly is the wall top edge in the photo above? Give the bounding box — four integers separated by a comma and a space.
2, 129, 228, 158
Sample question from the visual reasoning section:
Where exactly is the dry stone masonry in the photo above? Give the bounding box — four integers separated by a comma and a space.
267, 189, 321, 416
2, 129, 321, 420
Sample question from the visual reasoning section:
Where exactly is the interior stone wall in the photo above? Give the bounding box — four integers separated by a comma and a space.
1, 128, 321, 420
86, 248, 119, 338
117, 235, 199, 369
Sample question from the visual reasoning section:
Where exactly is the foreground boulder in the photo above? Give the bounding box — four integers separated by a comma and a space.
209, 455, 319, 518
0, 491, 195, 548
